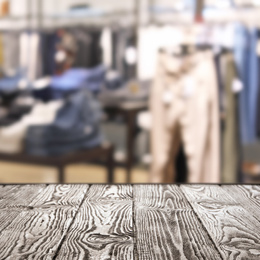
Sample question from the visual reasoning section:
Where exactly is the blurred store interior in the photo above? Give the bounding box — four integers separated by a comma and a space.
0, 0, 259, 184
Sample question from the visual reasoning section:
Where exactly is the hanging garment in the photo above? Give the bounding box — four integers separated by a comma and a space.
138, 26, 189, 80
150, 50, 220, 183
70, 28, 92, 68
233, 24, 251, 144
0, 33, 4, 72
256, 29, 260, 137
214, 52, 225, 114
247, 28, 260, 143
19, 32, 42, 82
213, 51, 225, 178
111, 28, 136, 80
221, 52, 240, 183
71, 27, 103, 69
234, 25, 260, 144
100, 27, 112, 68
41, 32, 58, 76
85, 29, 103, 68
54, 29, 78, 74
2, 32, 20, 76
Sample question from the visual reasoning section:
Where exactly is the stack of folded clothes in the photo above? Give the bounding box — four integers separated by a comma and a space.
0, 100, 63, 153
25, 89, 103, 156
0, 72, 22, 95
0, 94, 36, 126
0, 70, 25, 106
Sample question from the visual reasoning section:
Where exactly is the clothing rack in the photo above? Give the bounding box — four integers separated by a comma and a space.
147, 0, 260, 27
0, 0, 140, 29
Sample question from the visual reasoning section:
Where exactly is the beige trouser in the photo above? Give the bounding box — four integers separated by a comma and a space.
221, 53, 239, 183
150, 50, 220, 183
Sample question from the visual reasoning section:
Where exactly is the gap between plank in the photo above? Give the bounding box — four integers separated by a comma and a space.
219, 184, 260, 225
132, 184, 138, 259
52, 184, 92, 260
178, 184, 224, 260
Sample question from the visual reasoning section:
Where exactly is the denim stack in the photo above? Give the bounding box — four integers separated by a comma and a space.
0, 100, 63, 154
0, 73, 21, 94
25, 89, 103, 156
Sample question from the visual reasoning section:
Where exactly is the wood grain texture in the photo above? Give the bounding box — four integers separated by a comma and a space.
222, 185, 260, 221
0, 184, 259, 260
0, 185, 88, 260
56, 185, 134, 260
0, 185, 45, 208
134, 185, 222, 260
181, 185, 260, 260
0, 185, 46, 233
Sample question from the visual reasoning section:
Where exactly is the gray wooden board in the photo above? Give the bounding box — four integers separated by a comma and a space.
0, 184, 260, 260
0, 185, 46, 208
55, 185, 134, 260
0, 184, 88, 260
0, 185, 46, 233
181, 185, 260, 260
134, 185, 222, 260
222, 185, 260, 221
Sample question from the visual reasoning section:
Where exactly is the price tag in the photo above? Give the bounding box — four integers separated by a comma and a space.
183, 78, 195, 98
256, 40, 260, 56
232, 78, 243, 93
162, 90, 173, 104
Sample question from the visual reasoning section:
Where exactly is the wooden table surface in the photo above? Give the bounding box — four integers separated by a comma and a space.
0, 184, 259, 259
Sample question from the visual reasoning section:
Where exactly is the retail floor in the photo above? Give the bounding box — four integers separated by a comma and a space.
0, 162, 149, 183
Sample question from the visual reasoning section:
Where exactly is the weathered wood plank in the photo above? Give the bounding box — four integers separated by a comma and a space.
0, 185, 46, 233
222, 185, 260, 220
56, 185, 133, 260
181, 185, 260, 260
0, 184, 88, 260
0, 185, 46, 208
134, 185, 222, 260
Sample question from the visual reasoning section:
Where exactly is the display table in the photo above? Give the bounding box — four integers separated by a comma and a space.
0, 143, 114, 183
0, 184, 259, 259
